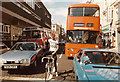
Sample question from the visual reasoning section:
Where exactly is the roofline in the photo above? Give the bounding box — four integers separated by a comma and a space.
68, 3, 99, 8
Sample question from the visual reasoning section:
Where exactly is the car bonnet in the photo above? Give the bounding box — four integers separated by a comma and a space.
1, 50, 35, 61
83, 64, 120, 80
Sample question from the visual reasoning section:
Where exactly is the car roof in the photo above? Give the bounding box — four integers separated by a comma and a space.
81, 48, 116, 53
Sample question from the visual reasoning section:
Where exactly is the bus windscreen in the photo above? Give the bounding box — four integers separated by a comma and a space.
67, 30, 99, 44
69, 7, 99, 17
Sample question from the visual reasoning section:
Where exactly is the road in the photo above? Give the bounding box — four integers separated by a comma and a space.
1, 45, 76, 81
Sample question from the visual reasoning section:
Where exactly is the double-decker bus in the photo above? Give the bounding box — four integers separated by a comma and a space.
22, 27, 44, 46
65, 4, 100, 57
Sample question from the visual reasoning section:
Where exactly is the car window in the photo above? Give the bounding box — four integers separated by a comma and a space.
77, 50, 83, 60
36, 43, 40, 49
84, 51, 120, 66
11, 43, 35, 51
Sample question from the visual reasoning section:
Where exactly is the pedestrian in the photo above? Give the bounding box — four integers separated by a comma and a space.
103, 38, 106, 48
47, 33, 59, 77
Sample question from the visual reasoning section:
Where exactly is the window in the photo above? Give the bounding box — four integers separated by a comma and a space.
77, 50, 83, 60
11, 43, 35, 51
67, 30, 99, 44
83, 51, 120, 66
69, 7, 99, 17
22, 30, 41, 39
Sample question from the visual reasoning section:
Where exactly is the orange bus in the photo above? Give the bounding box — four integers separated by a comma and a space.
65, 4, 100, 57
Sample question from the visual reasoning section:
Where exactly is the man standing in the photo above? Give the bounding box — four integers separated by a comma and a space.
48, 33, 59, 77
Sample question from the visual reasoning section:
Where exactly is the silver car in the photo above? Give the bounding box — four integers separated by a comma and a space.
1, 42, 43, 70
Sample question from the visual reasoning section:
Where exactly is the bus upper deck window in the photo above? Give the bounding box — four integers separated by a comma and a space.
84, 7, 99, 17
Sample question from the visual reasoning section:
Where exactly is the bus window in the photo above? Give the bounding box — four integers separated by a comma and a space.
32, 30, 41, 38
69, 7, 83, 16
22, 31, 32, 39
69, 7, 99, 17
84, 7, 99, 17
67, 30, 99, 44
22, 30, 41, 39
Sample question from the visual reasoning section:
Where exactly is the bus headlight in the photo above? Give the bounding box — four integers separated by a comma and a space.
96, 45, 98, 48
87, 23, 93, 27
71, 48, 74, 51
70, 54, 73, 56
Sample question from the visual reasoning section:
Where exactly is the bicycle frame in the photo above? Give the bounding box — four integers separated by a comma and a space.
42, 57, 54, 81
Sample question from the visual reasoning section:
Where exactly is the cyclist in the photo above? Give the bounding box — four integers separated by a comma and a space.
46, 33, 59, 77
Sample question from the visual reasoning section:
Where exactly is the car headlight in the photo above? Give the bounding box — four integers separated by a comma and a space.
2, 59, 7, 63
20, 59, 29, 64
71, 48, 74, 51
15, 60, 19, 63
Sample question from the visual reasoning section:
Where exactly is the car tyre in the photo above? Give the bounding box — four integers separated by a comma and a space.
75, 76, 78, 82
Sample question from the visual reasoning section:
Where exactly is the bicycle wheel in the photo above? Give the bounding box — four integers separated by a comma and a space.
45, 64, 51, 80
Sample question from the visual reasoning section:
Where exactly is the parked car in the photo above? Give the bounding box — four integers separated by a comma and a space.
0, 43, 9, 55
1, 42, 43, 70
73, 49, 120, 81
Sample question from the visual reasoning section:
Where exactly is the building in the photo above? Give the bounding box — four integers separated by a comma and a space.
51, 23, 63, 40
0, 0, 51, 47
88, 0, 120, 52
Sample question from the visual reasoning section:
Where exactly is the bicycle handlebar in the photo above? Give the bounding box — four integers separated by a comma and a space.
41, 57, 54, 63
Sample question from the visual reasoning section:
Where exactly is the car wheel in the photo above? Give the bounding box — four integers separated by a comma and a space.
75, 76, 78, 82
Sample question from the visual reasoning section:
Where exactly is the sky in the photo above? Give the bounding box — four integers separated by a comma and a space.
41, 0, 89, 31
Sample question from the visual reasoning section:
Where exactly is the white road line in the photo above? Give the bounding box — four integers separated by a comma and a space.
59, 54, 63, 59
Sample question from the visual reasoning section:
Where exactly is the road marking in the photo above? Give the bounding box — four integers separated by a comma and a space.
59, 54, 63, 59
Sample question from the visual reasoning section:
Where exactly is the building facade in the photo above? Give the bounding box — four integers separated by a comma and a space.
0, 0, 51, 47
51, 23, 62, 40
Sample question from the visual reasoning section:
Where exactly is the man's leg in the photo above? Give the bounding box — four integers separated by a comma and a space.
53, 53, 58, 76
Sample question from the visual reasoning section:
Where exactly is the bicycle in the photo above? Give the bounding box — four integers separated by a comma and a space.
42, 56, 55, 81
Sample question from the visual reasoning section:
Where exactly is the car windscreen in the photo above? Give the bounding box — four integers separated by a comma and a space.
67, 30, 99, 44
11, 43, 35, 51
83, 51, 120, 66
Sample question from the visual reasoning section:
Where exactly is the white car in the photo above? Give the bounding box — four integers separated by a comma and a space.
1, 42, 43, 70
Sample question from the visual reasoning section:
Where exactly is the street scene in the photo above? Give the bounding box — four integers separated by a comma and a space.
0, 0, 120, 81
